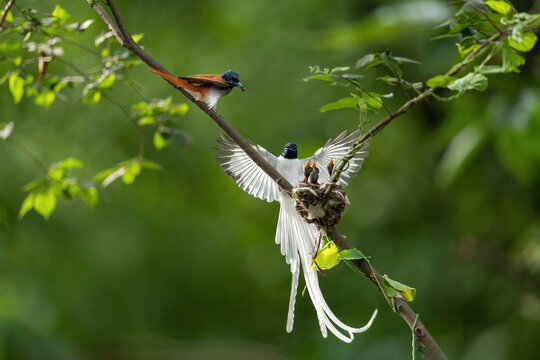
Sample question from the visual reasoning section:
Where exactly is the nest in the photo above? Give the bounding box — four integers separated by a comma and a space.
292, 182, 347, 228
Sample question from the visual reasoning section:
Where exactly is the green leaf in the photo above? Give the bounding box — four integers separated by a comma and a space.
8, 73, 24, 104
5, 11, 13, 23
122, 162, 141, 185
330, 66, 350, 73
35, 90, 55, 108
313, 241, 341, 270
448, 73, 488, 92
169, 103, 189, 116
131, 33, 144, 43
426, 75, 456, 88
98, 74, 115, 89
95, 167, 123, 187
361, 92, 382, 113
0, 39, 21, 51
83, 89, 101, 105
338, 248, 366, 260
65, 183, 81, 198
131, 101, 148, 112
478, 65, 505, 74
155, 128, 192, 149
23, 178, 47, 192
485, 1, 512, 15
393, 56, 421, 64
305, 74, 334, 83
52, 5, 70, 24
502, 45, 525, 72
508, 32, 537, 52
153, 131, 171, 150
18, 191, 36, 219
12, 57, 22, 67
355, 53, 382, 69
80, 187, 98, 208
319, 94, 359, 113
139, 159, 162, 170
511, 22, 525, 43
138, 116, 155, 126
57, 157, 83, 170
381, 275, 416, 302
457, 41, 480, 58
33, 189, 57, 220
381, 51, 402, 78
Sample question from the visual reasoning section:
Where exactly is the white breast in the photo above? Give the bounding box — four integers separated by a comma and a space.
204, 87, 223, 109
276, 157, 303, 187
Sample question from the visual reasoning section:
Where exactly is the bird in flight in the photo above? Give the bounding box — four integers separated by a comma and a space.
215, 131, 377, 342
150, 68, 245, 109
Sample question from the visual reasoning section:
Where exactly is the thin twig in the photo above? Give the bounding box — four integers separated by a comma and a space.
126, 79, 150, 102
8, 136, 49, 173
58, 35, 102, 56
0, 0, 15, 29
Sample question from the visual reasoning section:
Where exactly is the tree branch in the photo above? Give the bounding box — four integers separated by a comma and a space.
87, 1, 446, 358
0, 0, 15, 29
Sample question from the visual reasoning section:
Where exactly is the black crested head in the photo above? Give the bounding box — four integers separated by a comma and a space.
281, 143, 298, 159
221, 70, 245, 91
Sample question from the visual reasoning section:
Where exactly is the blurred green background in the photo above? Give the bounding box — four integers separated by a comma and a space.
1, 0, 540, 359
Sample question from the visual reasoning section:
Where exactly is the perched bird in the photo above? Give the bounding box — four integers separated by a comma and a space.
215, 131, 376, 342
150, 68, 245, 108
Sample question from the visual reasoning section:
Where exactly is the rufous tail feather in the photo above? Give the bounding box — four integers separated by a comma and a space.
149, 68, 199, 92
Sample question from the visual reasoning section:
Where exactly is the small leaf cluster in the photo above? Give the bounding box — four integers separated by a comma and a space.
94, 158, 161, 188
0, 5, 96, 108
1, 4, 192, 220
131, 96, 191, 151
427, 0, 539, 97
312, 238, 416, 304
305, 51, 421, 117
19, 157, 97, 220
312, 237, 367, 270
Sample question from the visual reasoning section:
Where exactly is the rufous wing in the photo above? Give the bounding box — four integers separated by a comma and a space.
149, 68, 201, 92
179, 74, 229, 89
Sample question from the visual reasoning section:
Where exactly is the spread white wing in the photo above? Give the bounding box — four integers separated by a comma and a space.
304, 130, 369, 186
214, 135, 281, 203
215, 132, 377, 342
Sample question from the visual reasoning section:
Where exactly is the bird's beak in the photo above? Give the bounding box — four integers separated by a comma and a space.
237, 82, 245, 91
